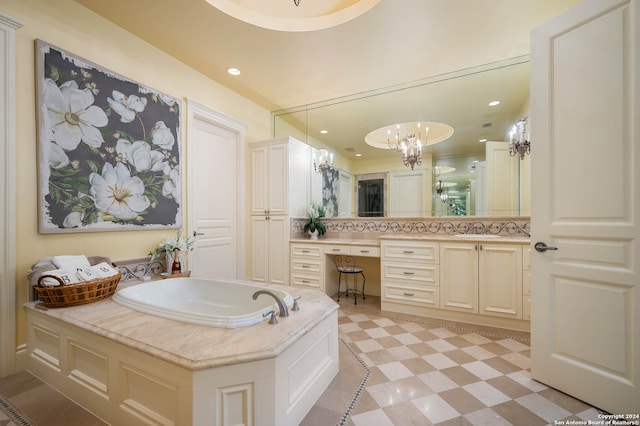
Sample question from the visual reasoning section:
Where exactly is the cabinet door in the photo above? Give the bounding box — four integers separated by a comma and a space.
479, 244, 522, 319
440, 242, 478, 313
250, 215, 288, 285
266, 144, 288, 215
267, 215, 288, 285
250, 146, 269, 215
250, 216, 269, 283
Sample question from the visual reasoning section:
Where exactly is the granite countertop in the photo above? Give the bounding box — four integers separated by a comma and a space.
24, 280, 338, 371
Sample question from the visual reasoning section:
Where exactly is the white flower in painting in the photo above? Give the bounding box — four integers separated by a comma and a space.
107, 90, 147, 123
49, 142, 69, 169
162, 165, 181, 201
150, 121, 175, 150
63, 211, 83, 228
116, 139, 167, 173
44, 79, 108, 151
89, 163, 150, 220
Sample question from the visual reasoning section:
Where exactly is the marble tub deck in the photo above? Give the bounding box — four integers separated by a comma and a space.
24, 279, 339, 371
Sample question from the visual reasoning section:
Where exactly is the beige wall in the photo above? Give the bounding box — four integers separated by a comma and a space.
2, 0, 271, 347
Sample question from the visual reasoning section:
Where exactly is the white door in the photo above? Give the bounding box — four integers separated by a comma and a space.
530, 0, 639, 413
187, 100, 246, 279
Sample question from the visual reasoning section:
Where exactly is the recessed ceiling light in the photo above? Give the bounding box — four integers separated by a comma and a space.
479, 138, 487, 143
227, 67, 241, 76
355, 153, 362, 157
320, 130, 328, 134
488, 100, 500, 106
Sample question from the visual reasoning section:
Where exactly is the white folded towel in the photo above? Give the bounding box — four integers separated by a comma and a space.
87, 262, 119, 278
52, 255, 91, 270
39, 269, 83, 287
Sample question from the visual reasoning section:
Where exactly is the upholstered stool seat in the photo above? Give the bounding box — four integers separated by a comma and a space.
334, 255, 365, 305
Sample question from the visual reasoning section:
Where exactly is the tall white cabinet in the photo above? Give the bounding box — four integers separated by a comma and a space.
250, 137, 310, 285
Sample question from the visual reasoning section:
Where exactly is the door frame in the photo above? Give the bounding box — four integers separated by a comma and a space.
186, 99, 247, 279
0, 13, 22, 377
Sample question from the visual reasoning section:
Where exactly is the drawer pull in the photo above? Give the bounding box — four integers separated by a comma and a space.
302, 250, 311, 253
403, 250, 414, 254
302, 265, 310, 268
403, 292, 415, 296
302, 280, 310, 283
360, 250, 370, 253
332, 248, 342, 252
403, 271, 415, 275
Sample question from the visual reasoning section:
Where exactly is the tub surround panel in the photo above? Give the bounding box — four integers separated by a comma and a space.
25, 280, 338, 370
25, 281, 339, 425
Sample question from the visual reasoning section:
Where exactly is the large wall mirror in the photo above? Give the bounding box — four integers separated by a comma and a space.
272, 56, 531, 217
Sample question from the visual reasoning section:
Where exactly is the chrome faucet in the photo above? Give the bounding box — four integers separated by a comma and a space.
252, 290, 289, 317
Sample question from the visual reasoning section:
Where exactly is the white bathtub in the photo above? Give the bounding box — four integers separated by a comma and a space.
113, 277, 293, 328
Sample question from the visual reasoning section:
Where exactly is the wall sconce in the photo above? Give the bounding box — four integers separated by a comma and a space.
509, 117, 531, 159
313, 148, 333, 174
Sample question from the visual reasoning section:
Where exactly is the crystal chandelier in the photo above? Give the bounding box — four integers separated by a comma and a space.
313, 148, 333, 174
387, 123, 428, 170
509, 117, 530, 159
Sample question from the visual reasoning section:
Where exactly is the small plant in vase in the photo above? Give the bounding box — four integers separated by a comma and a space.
304, 203, 326, 240
149, 230, 196, 275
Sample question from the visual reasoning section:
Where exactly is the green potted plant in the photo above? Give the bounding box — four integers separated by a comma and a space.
303, 202, 326, 240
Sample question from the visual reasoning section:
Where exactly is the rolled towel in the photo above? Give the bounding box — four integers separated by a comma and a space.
38, 269, 83, 287
52, 255, 91, 270
88, 262, 119, 278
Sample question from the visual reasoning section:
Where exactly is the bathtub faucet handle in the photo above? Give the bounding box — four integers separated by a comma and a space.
252, 290, 289, 317
263, 310, 278, 325
292, 296, 301, 311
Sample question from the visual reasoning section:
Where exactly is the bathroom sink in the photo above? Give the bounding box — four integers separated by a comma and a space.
454, 234, 500, 239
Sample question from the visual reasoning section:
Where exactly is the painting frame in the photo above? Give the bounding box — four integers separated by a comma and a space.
35, 40, 183, 234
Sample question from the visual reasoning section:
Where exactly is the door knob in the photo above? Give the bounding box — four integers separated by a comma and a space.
193, 231, 205, 237
534, 242, 558, 252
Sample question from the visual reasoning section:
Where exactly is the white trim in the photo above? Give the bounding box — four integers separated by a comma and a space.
0, 13, 23, 377
186, 99, 247, 279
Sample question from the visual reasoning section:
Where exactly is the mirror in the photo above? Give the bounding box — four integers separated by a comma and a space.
272, 56, 531, 217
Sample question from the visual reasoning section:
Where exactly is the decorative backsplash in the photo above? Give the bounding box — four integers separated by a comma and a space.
292, 216, 530, 239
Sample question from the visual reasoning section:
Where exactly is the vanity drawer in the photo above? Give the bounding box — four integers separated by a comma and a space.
291, 274, 322, 290
323, 245, 349, 255
383, 284, 439, 307
382, 262, 439, 286
381, 241, 439, 263
349, 245, 380, 257
291, 244, 323, 259
291, 259, 323, 275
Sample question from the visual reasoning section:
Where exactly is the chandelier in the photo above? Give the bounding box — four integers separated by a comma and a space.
386, 123, 428, 170
364, 121, 454, 171
313, 148, 333, 174
509, 117, 530, 159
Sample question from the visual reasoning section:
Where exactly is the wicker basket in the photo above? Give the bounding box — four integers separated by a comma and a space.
35, 272, 122, 308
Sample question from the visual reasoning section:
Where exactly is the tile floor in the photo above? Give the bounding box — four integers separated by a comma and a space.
1, 295, 605, 425
302, 295, 605, 426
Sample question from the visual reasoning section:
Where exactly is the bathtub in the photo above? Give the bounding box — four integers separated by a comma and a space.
113, 277, 294, 328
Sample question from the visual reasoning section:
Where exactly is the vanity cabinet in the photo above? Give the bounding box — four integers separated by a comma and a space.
440, 242, 523, 319
380, 240, 440, 309
250, 137, 310, 285
290, 243, 324, 291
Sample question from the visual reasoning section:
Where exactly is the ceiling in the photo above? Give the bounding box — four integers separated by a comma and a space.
74, 0, 581, 163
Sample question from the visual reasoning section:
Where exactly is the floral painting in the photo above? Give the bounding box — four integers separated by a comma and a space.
35, 40, 182, 233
